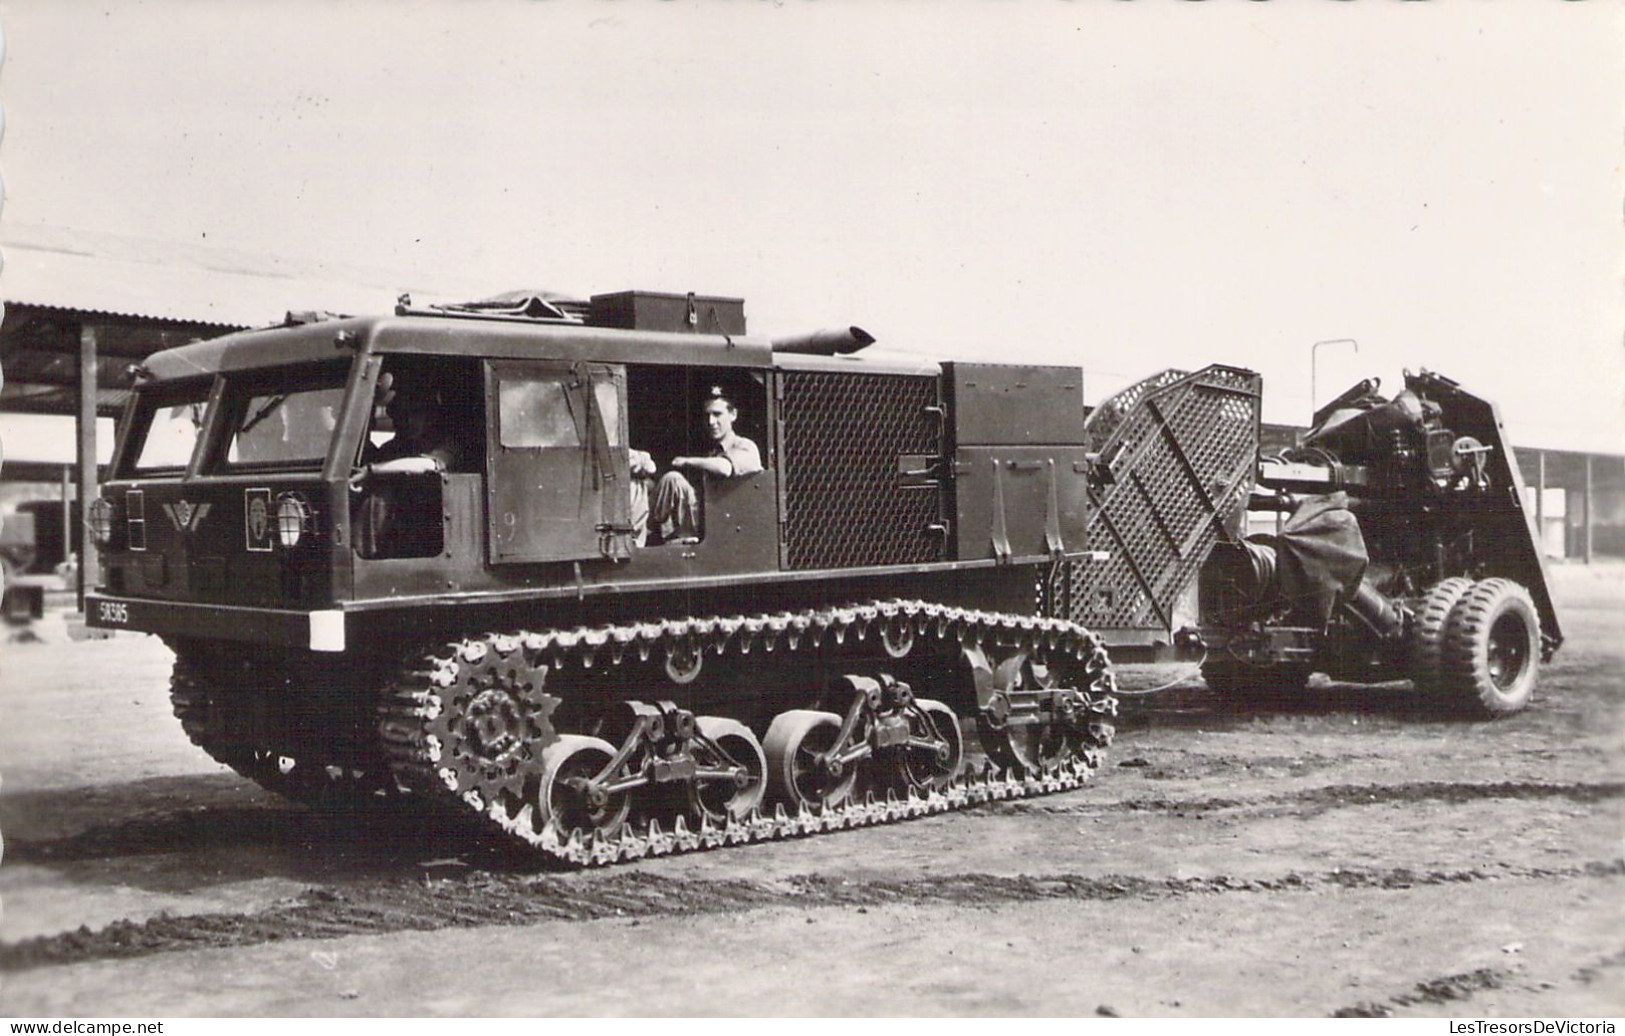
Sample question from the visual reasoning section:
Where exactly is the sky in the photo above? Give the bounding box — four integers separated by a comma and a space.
1, 1, 1621, 452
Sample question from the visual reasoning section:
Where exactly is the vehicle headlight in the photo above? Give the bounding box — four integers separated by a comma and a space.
276, 493, 312, 548
89, 497, 115, 546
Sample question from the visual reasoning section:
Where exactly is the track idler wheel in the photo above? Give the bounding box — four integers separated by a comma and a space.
969, 647, 1108, 777
763, 710, 857, 811
538, 734, 631, 839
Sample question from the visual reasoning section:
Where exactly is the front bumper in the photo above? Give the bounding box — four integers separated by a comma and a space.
85, 593, 347, 652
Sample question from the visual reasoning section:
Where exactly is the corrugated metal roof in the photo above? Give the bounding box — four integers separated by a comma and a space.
0, 223, 492, 329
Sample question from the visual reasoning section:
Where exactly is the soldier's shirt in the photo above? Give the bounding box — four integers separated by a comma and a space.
715, 432, 762, 477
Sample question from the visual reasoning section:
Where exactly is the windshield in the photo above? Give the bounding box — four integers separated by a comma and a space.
125, 381, 212, 474
217, 364, 349, 470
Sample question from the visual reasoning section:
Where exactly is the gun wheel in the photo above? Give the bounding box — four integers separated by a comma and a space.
1409, 576, 1475, 694
1440, 578, 1540, 717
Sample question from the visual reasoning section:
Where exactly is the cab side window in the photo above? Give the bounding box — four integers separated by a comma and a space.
499, 378, 580, 448
624, 368, 769, 545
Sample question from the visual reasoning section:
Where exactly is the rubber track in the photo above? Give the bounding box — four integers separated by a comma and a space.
378, 599, 1119, 867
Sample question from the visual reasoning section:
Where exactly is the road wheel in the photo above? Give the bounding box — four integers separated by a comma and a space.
537, 735, 630, 838
1200, 659, 1313, 708
763, 710, 856, 811
1440, 578, 1541, 717
687, 716, 768, 824
1408, 576, 1475, 694
893, 698, 964, 793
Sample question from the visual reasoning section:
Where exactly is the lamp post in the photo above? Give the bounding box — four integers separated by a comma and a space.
1311, 338, 1359, 420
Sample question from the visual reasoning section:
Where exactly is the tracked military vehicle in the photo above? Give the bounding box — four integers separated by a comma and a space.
85, 287, 1550, 865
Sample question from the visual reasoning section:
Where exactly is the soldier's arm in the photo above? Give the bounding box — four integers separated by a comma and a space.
672, 455, 735, 478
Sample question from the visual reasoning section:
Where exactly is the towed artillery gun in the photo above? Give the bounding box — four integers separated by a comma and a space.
84, 289, 1552, 863
1192, 371, 1560, 715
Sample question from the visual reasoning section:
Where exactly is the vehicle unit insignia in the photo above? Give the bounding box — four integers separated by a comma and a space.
244, 488, 274, 552
162, 500, 212, 533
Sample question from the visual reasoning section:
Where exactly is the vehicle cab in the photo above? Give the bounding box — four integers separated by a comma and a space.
87, 291, 1097, 654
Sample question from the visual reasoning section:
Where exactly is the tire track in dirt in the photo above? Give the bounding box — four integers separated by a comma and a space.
1332, 967, 1516, 1017
16, 780, 1618, 867
1329, 940, 1625, 1016
995, 779, 1625, 817
4, 860, 1619, 973
1325, 949, 1625, 1018
2, 805, 485, 868
1571, 947, 1625, 987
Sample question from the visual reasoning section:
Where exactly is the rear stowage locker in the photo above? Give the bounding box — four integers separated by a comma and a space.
945, 363, 1094, 565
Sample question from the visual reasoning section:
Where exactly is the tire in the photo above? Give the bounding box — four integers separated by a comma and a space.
1408, 576, 1475, 695
1439, 578, 1541, 717
1200, 659, 1313, 708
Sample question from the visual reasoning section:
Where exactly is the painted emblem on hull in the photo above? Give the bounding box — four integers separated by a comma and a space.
162, 500, 212, 532
244, 488, 274, 552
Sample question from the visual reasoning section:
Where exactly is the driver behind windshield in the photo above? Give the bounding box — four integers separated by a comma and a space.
360, 375, 469, 475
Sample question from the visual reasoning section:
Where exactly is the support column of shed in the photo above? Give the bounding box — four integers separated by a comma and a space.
77, 323, 99, 607
1534, 449, 1546, 557
61, 464, 72, 564
1582, 453, 1594, 564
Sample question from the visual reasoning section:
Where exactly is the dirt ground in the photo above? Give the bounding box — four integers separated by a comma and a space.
1, 565, 1620, 1018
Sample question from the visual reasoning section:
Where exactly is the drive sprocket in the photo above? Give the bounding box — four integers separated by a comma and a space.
379, 634, 562, 818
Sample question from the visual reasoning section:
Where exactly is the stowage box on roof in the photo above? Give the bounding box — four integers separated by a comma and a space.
588, 291, 747, 336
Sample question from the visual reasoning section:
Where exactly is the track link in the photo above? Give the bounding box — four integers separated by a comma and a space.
170, 644, 398, 810
378, 599, 1118, 866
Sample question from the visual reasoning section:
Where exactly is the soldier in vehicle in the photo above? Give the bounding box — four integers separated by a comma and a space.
361, 375, 468, 475
354, 375, 471, 555
644, 386, 762, 543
